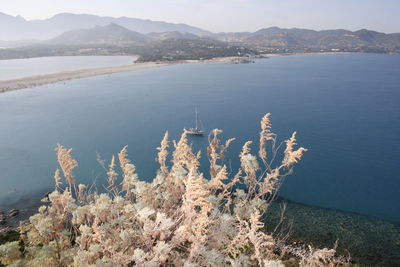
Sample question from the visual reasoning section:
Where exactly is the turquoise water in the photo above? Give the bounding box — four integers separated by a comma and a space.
0, 54, 399, 222
0, 56, 136, 80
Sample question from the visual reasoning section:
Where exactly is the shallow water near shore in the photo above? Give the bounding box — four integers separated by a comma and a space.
0, 54, 399, 223
2, 193, 399, 266
265, 198, 400, 266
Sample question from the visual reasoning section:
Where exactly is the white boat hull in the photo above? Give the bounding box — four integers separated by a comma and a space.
184, 128, 205, 135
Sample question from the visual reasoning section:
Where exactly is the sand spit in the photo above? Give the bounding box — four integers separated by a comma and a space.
0, 57, 245, 93
0, 53, 354, 94
0, 62, 172, 93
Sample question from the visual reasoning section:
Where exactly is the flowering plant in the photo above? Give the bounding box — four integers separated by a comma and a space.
0, 114, 348, 267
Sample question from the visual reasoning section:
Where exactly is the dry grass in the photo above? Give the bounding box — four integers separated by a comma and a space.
0, 113, 349, 267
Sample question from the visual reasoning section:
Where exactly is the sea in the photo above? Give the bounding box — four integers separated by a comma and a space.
0, 53, 399, 222
0, 54, 400, 221
0, 55, 136, 80
1, 53, 400, 264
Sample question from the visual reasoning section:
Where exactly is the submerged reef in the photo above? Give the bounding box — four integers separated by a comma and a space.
266, 199, 400, 266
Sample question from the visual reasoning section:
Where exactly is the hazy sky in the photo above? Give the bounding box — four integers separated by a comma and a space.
2, 0, 399, 33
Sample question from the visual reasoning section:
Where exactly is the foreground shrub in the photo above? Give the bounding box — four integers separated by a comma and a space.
0, 113, 348, 266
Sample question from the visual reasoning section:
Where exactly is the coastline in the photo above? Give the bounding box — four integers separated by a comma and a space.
2, 191, 399, 266
0, 61, 176, 94
0, 52, 354, 94
0, 55, 259, 94
1, 52, 399, 266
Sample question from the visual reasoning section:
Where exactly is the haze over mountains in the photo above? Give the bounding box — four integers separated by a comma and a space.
215, 27, 400, 51
44, 20, 400, 54
1, 12, 399, 61
49, 23, 151, 45
0, 12, 211, 40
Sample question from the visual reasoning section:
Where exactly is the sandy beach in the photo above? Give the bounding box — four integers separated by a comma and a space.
0, 52, 349, 93
0, 53, 348, 94
0, 61, 173, 93
0, 56, 253, 93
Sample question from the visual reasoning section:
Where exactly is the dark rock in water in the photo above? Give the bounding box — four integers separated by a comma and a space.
42, 191, 52, 201
8, 209, 19, 218
0, 230, 20, 245
231, 58, 255, 64
0, 211, 6, 225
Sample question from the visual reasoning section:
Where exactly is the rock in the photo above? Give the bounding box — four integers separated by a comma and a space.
8, 209, 19, 218
42, 191, 52, 201
0, 211, 6, 225
231, 58, 255, 64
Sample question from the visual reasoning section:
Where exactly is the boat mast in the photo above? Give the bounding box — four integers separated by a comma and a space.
195, 106, 198, 129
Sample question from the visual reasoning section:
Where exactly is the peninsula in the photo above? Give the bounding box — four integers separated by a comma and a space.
0, 61, 170, 93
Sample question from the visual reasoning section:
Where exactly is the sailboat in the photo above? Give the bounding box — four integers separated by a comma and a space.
184, 107, 205, 135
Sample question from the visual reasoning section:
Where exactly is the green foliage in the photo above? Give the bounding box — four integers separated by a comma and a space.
134, 38, 257, 62
0, 39, 257, 62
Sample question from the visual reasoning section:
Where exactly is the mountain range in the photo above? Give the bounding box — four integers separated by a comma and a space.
49, 23, 151, 45
0, 12, 211, 40
214, 27, 400, 51
1, 12, 399, 60
45, 22, 400, 54
48, 23, 205, 45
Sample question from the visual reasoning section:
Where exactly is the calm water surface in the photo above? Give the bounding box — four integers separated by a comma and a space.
0, 54, 399, 222
0, 56, 136, 80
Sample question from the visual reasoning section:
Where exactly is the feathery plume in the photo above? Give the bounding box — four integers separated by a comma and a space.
54, 169, 62, 189
282, 132, 308, 169
118, 145, 130, 171
172, 131, 199, 171
55, 144, 78, 188
259, 113, 276, 161
0, 114, 316, 267
157, 131, 170, 176
241, 141, 253, 157
107, 155, 118, 188
207, 128, 236, 179
118, 146, 139, 199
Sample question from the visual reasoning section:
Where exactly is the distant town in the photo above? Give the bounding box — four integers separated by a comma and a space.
0, 13, 399, 62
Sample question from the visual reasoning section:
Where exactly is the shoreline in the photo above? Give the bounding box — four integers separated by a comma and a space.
0, 52, 355, 94
1, 191, 399, 266
0, 61, 176, 94
0, 56, 243, 94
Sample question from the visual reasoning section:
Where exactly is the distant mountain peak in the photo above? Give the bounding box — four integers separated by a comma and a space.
0, 12, 22, 19
105, 22, 124, 28
0, 12, 211, 41
215, 27, 400, 52
49, 23, 149, 44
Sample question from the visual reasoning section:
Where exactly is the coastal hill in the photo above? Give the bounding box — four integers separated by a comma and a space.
0, 11, 400, 61
0, 22, 256, 62
133, 38, 255, 62
49, 23, 150, 45
1, 11, 399, 54
213, 27, 400, 53
147, 31, 200, 41
0, 12, 211, 40
50, 25, 201, 45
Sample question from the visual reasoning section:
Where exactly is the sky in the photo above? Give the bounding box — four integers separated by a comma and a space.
1, 0, 400, 33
